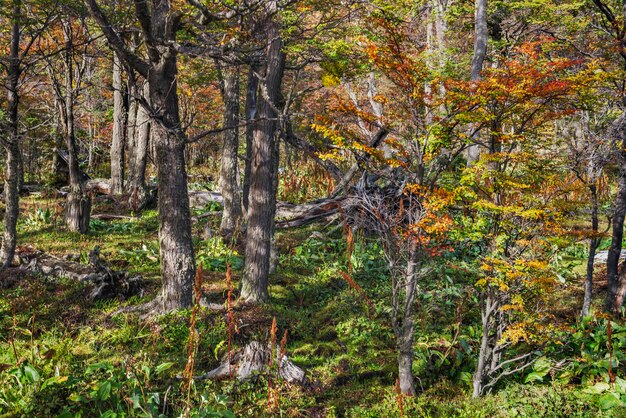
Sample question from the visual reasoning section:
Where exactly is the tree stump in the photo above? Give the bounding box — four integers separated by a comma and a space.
199, 341, 308, 386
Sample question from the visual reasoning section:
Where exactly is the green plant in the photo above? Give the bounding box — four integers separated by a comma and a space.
23, 207, 54, 228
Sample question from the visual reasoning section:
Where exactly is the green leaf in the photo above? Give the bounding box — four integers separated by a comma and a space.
23, 365, 40, 383
214, 340, 227, 360
585, 381, 610, 394
97, 381, 112, 401
524, 371, 545, 383
532, 357, 551, 375
41, 375, 68, 390
155, 362, 174, 375
598, 392, 622, 410
86, 362, 113, 374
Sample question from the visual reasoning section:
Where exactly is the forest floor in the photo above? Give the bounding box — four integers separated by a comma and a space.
0, 193, 623, 417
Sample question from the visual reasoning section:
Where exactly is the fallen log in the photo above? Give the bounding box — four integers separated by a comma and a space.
188, 190, 345, 228
16, 246, 144, 301
198, 341, 308, 386
188, 190, 224, 208
91, 213, 135, 220
0, 183, 44, 196
59, 178, 112, 195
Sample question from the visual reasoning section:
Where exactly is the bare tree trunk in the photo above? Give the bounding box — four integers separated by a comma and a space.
466, 0, 488, 164
582, 183, 599, 317
62, 21, 90, 234
128, 80, 151, 211
473, 289, 492, 398
397, 241, 418, 395
52, 98, 66, 184
110, 52, 126, 194
149, 63, 196, 310
126, 79, 139, 185
85, 0, 201, 312
243, 63, 259, 215
219, 67, 243, 237
240, 9, 285, 303
607, 115, 626, 313
1, 2, 22, 268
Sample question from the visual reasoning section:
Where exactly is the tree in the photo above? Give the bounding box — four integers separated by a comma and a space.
127, 79, 152, 210
217, 64, 243, 237
85, 0, 196, 311
0, 0, 25, 267
240, 2, 286, 303
589, 0, 626, 313
110, 51, 125, 195
0, 0, 54, 266
444, 40, 591, 396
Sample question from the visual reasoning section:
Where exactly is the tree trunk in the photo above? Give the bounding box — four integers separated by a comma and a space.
582, 183, 599, 317
1, 3, 21, 268
126, 80, 139, 184
127, 80, 151, 211
219, 67, 243, 237
466, 0, 488, 164
472, 290, 491, 398
52, 98, 66, 185
243, 63, 259, 215
62, 20, 91, 234
148, 63, 195, 311
85, 0, 197, 312
110, 52, 126, 194
148, 88, 195, 307
240, 12, 285, 303
607, 117, 626, 313
397, 240, 418, 396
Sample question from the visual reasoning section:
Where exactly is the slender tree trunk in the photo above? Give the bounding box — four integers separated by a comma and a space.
52, 98, 66, 184
397, 240, 418, 395
473, 289, 492, 398
243, 63, 259, 215
126, 79, 139, 185
110, 52, 126, 194
219, 67, 243, 237
466, 0, 488, 164
582, 183, 599, 317
607, 118, 626, 313
63, 22, 90, 234
1, 2, 22, 268
471, 0, 488, 80
128, 80, 151, 211
240, 13, 285, 303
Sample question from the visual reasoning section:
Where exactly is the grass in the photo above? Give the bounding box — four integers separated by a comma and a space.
0, 194, 623, 417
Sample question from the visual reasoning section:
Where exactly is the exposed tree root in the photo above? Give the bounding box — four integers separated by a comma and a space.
16, 246, 144, 301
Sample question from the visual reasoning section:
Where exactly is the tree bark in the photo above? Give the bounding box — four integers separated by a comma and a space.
240, 8, 285, 303
473, 289, 492, 398
147, 52, 195, 311
466, 0, 488, 164
110, 52, 126, 194
607, 115, 626, 313
85, 0, 197, 311
219, 67, 243, 237
62, 20, 90, 234
471, 0, 488, 80
1, 1, 22, 268
396, 240, 418, 396
126, 79, 139, 184
127, 80, 151, 211
582, 183, 599, 317
243, 63, 259, 215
